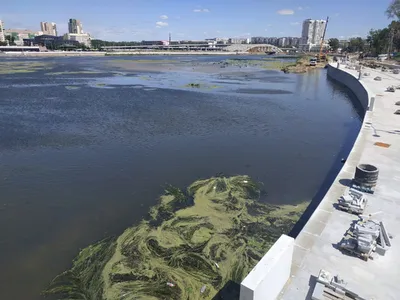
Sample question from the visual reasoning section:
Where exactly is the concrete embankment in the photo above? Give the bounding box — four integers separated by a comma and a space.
241, 63, 400, 300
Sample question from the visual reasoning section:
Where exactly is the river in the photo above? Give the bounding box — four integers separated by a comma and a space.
0, 55, 362, 299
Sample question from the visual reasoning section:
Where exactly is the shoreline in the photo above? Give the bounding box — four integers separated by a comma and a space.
1, 51, 249, 57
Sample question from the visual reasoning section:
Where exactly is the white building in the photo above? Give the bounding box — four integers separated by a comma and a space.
299, 19, 327, 51
64, 33, 91, 47
40, 22, 57, 36
278, 37, 287, 47
0, 20, 5, 42
229, 37, 250, 44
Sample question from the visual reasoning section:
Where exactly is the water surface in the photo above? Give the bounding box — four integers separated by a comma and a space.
0, 55, 362, 299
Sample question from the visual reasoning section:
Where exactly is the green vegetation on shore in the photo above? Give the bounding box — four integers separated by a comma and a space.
43, 175, 307, 300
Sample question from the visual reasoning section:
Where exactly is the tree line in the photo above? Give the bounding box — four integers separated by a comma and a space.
328, 0, 400, 55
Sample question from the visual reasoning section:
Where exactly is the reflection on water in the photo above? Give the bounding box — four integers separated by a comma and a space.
0, 55, 362, 299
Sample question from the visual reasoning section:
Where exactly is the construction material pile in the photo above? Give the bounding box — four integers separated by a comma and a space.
340, 217, 391, 261
338, 189, 367, 214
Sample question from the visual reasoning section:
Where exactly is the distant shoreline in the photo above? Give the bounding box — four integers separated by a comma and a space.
1, 51, 253, 57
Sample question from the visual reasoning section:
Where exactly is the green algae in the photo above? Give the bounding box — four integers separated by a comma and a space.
111, 59, 178, 64
65, 86, 81, 90
0, 61, 53, 74
45, 71, 102, 75
185, 83, 221, 90
44, 175, 307, 300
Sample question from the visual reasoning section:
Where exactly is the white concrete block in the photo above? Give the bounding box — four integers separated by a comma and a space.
240, 235, 294, 300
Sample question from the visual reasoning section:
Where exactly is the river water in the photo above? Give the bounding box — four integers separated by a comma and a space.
0, 55, 362, 299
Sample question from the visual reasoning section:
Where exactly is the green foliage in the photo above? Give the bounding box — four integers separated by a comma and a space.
346, 37, 365, 53
328, 38, 339, 51
5, 35, 16, 46
367, 28, 389, 55
386, 0, 400, 19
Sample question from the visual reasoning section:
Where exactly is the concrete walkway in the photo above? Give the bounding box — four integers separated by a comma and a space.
280, 65, 400, 299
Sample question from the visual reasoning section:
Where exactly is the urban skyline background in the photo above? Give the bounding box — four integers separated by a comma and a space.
0, 0, 392, 42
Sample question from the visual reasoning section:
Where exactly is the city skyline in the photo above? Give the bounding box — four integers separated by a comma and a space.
0, 0, 393, 42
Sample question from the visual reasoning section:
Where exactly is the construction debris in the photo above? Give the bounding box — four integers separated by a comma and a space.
386, 86, 395, 92
373, 76, 382, 81
395, 110, 400, 115
338, 189, 367, 214
312, 269, 367, 300
339, 217, 391, 261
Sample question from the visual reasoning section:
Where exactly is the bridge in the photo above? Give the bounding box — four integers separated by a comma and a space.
230, 44, 283, 53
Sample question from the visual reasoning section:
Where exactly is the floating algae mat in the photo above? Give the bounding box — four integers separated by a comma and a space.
44, 175, 307, 300
0, 61, 53, 74
45, 71, 103, 75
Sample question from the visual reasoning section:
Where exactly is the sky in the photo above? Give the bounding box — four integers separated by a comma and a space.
0, 0, 395, 41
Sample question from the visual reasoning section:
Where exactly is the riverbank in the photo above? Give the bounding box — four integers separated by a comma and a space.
281, 56, 327, 74
280, 63, 400, 299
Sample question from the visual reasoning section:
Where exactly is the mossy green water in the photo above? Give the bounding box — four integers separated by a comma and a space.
45, 71, 102, 75
0, 61, 53, 74
44, 175, 307, 300
185, 83, 221, 90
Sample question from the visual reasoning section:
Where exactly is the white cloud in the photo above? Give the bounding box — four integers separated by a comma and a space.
277, 9, 294, 15
155, 21, 168, 27
334, 13, 340, 17
193, 8, 210, 13
160, 15, 168, 20
298, 6, 303, 10
290, 22, 300, 26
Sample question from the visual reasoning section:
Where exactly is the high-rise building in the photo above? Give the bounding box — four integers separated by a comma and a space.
0, 20, 5, 42
68, 19, 83, 34
40, 22, 57, 36
300, 19, 327, 51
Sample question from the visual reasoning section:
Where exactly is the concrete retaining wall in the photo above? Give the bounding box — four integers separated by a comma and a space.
327, 64, 375, 111
240, 235, 294, 300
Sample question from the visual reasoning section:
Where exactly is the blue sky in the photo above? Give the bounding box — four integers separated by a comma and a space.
0, 0, 394, 41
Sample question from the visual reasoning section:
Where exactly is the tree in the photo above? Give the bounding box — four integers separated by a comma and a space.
328, 38, 339, 51
386, 0, 400, 19
5, 35, 16, 46
346, 37, 365, 53
0, 41, 7, 46
367, 29, 389, 55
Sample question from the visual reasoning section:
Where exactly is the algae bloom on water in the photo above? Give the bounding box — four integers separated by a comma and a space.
43, 175, 306, 300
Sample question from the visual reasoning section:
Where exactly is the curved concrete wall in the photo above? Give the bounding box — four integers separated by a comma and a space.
327, 64, 375, 111
240, 64, 375, 300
